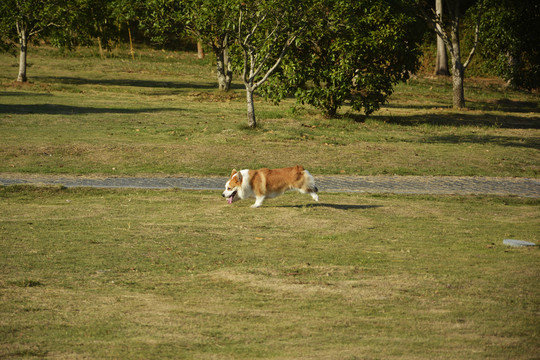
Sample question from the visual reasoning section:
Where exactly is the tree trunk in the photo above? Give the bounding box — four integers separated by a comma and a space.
215, 43, 232, 91
325, 94, 338, 117
434, 0, 449, 76
246, 87, 256, 128
452, 60, 465, 108
224, 47, 232, 89
216, 53, 228, 91
128, 27, 135, 60
505, 52, 518, 88
197, 41, 205, 59
435, 37, 449, 76
97, 36, 105, 59
17, 22, 28, 82
450, 1, 466, 109
452, 43, 465, 109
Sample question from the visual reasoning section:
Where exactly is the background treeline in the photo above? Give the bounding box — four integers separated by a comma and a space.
1, 0, 538, 127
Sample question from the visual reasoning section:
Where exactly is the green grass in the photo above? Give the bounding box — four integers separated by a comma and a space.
0, 45, 539, 359
1, 186, 538, 359
0, 45, 539, 177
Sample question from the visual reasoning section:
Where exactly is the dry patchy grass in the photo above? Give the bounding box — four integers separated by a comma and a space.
1, 186, 538, 359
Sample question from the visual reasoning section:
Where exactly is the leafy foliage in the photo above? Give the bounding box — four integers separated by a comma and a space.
0, 0, 67, 81
479, 0, 540, 89
0, 0, 66, 50
138, 0, 188, 47
234, 0, 313, 127
262, 0, 425, 117
185, 0, 238, 90
185, 0, 238, 44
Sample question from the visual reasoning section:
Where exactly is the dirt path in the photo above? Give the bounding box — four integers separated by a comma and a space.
1, 174, 539, 198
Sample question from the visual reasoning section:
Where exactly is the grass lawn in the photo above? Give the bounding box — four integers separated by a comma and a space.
0, 46, 539, 359
1, 186, 538, 359
0, 46, 538, 178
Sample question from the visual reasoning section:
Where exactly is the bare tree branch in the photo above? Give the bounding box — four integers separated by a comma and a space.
419, 6, 453, 53
28, 22, 61, 37
251, 30, 279, 81
463, 13, 480, 69
254, 33, 298, 89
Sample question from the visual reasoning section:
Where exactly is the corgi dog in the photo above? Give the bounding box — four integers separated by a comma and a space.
222, 165, 319, 208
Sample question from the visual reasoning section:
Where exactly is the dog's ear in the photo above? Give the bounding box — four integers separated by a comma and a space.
237, 171, 243, 182
231, 169, 237, 177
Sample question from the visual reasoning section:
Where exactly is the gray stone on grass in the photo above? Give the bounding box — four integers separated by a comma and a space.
503, 239, 537, 247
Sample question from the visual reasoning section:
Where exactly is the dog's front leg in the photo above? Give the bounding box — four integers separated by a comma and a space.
251, 196, 265, 208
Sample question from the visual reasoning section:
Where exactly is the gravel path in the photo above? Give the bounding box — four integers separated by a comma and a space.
1, 175, 539, 198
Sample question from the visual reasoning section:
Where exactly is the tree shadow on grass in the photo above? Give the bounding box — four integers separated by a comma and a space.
425, 134, 539, 149
33, 76, 245, 92
382, 99, 539, 113
281, 203, 382, 210
0, 103, 181, 115
0, 92, 52, 97
474, 99, 539, 113
34, 76, 218, 90
374, 113, 539, 129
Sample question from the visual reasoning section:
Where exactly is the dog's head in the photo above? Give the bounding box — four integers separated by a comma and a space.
222, 169, 243, 204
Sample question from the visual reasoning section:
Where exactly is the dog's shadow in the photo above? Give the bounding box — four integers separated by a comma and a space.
281, 203, 382, 210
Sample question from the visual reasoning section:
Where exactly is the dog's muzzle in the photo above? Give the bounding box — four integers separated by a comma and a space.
223, 190, 238, 204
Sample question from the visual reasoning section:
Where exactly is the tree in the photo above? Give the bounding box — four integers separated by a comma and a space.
0, 0, 65, 82
185, 0, 238, 91
141, 0, 238, 91
421, 0, 482, 109
110, 0, 144, 60
48, 0, 144, 60
66, 0, 123, 57
236, 0, 311, 128
139, 0, 187, 48
263, 0, 425, 117
480, 0, 540, 89
434, 0, 449, 75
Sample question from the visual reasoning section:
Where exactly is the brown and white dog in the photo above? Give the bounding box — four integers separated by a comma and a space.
222, 166, 319, 208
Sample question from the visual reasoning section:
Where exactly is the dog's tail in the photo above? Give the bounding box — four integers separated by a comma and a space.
302, 169, 318, 193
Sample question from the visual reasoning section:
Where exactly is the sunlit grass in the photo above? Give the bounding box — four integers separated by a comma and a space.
1, 44, 538, 359
0, 46, 538, 177
0, 186, 538, 359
